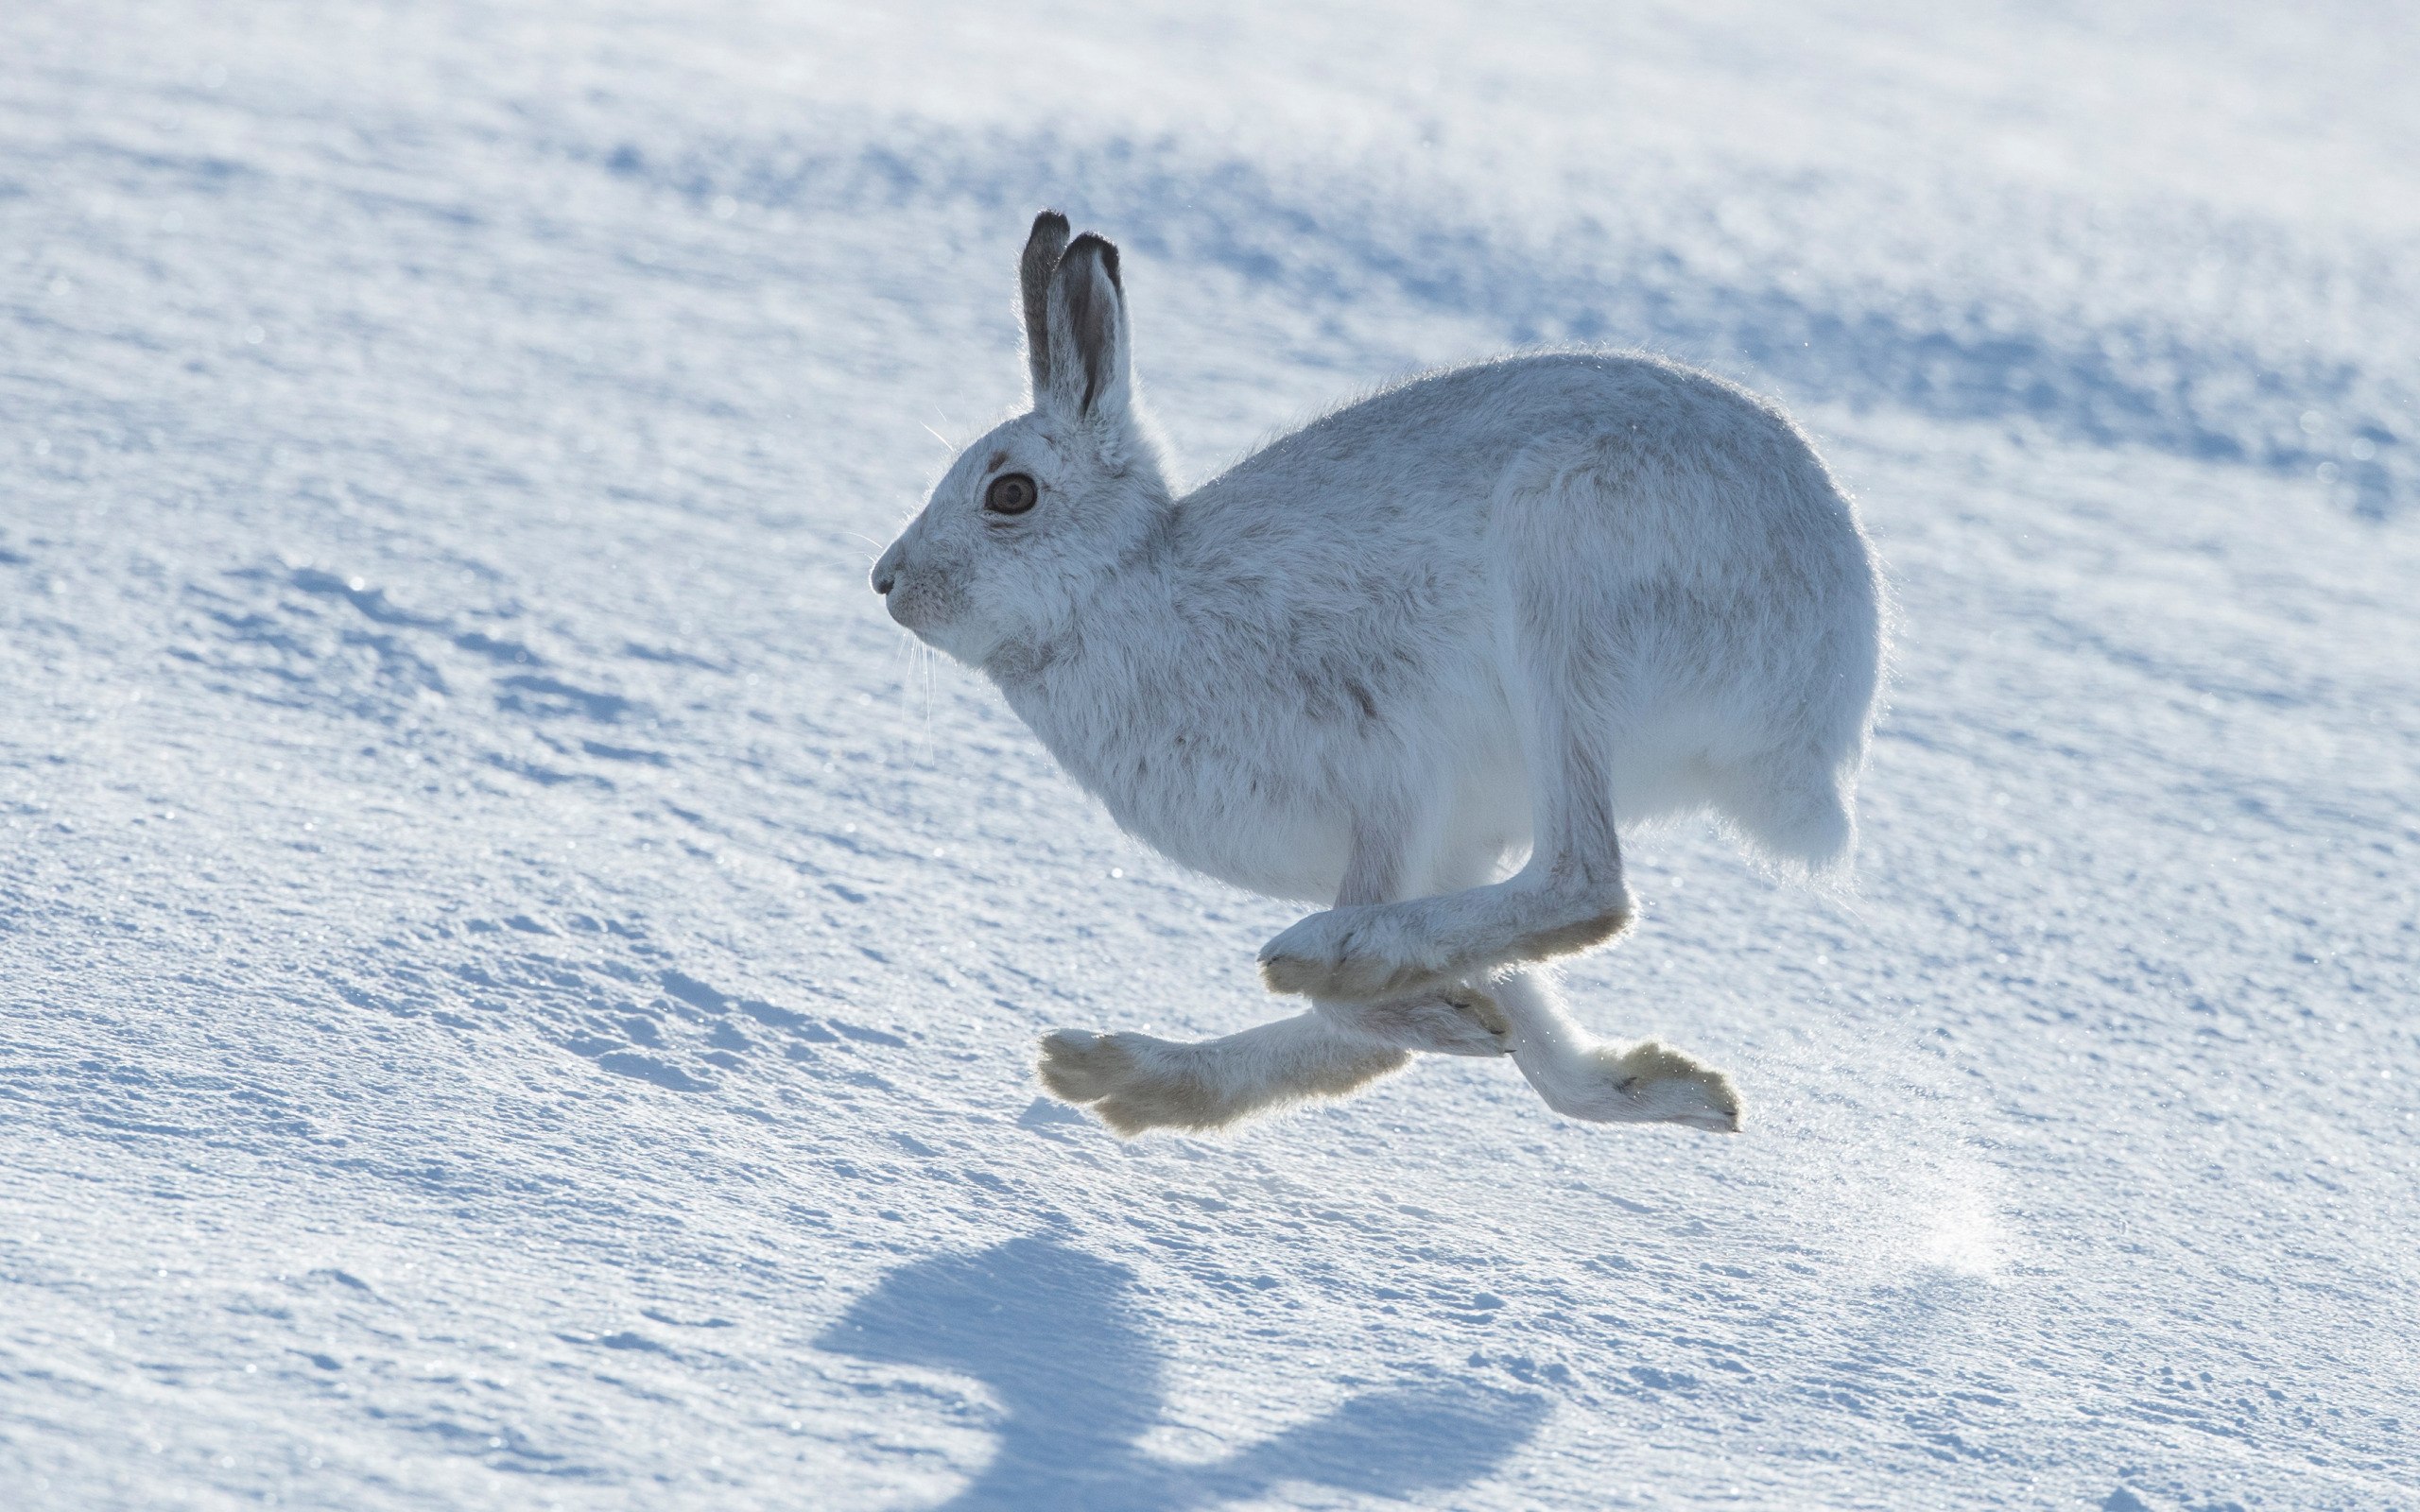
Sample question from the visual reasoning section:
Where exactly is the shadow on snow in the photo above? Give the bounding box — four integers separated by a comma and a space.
816, 1236, 1549, 1510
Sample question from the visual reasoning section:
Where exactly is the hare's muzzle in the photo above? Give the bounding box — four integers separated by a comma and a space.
871, 541, 906, 598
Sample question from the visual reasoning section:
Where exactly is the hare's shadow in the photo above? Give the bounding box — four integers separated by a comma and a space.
815, 1237, 1548, 1510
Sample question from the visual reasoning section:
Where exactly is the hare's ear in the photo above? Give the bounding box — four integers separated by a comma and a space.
1019, 210, 1071, 402
1042, 233, 1132, 428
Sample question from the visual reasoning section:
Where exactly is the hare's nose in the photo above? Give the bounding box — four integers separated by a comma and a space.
872, 542, 905, 596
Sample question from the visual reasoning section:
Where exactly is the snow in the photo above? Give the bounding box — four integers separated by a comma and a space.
4, 2, 2415, 1507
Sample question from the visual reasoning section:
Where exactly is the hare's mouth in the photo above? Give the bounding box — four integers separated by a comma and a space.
883, 589, 998, 669
879, 584, 925, 630
877, 572, 955, 636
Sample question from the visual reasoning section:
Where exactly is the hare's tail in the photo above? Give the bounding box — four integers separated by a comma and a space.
1714, 745, 1858, 880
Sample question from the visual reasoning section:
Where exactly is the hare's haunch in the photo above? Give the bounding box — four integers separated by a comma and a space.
873, 212, 1884, 1137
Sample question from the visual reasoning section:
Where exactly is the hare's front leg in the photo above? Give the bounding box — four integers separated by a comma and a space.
1486, 970, 1740, 1132
1318, 971, 1734, 1131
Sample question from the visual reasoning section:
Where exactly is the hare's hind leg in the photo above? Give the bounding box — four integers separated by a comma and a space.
1038, 1014, 1408, 1137
1036, 982, 1507, 1139
1257, 581, 1636, 999
1040, 822, 1508, 1135
1315, 985, 1511, 1057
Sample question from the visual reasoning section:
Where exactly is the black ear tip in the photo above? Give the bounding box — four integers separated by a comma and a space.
1030, 209, 1071, 237
1062, 232, 1122, 290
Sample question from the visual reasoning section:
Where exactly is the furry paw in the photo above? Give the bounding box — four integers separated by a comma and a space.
1035, 1030, 1218, 1138
1598, 1040, 1741, 1133
1035, 1029, 1134, 1104
1258, 905, 1451, 1001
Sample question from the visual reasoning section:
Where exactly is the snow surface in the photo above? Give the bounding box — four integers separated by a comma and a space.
5, 2, 2417, 1508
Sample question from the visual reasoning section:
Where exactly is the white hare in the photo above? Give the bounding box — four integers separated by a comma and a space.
873, 212, 1882, 1137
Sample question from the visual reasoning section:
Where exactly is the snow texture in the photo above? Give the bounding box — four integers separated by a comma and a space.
3, 2, 2415, 1508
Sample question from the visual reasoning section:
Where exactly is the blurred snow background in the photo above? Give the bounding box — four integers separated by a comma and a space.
2, 2, 2414, 1508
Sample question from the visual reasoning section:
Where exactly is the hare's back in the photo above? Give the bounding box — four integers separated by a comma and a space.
1206, 352, 1840, 540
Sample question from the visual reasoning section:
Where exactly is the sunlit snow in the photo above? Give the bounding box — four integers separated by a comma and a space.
4, 3, 2415, 1509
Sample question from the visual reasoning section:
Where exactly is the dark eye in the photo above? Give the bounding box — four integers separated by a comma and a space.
984, 472, 1038, 515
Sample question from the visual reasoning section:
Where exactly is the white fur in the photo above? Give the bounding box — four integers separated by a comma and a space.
873, 213, 1883, 1137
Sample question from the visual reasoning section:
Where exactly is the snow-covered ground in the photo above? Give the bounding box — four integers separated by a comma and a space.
5, 3, 2416, 1507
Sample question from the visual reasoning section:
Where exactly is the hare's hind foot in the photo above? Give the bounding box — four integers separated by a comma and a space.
1257, 903, 1449, 1001
1037, 1029, 1219, 1137
1037, 1020, 1408, 1138
1258, 887, 1633, 1003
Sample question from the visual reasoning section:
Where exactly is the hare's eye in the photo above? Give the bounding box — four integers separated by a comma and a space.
984, 472, 1038, 515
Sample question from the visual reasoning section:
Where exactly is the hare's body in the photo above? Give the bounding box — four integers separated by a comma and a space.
875, 214, 1883, 1138
996, 353, 1874, 909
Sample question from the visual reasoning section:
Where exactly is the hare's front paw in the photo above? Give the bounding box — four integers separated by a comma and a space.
1595, 1040, 1742, 1133
1258, 905, 1451, 1001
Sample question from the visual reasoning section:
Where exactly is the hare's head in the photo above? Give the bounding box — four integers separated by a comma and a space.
873, 212, 1170, 671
